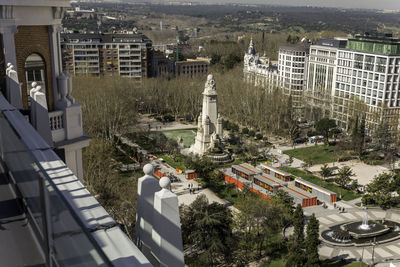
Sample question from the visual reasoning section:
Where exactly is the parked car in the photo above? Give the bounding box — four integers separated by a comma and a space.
295, 137, 307, 143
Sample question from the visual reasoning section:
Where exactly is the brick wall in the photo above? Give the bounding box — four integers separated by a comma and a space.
14, 26, 54, 111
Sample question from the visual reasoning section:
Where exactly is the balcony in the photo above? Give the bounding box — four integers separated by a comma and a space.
49, 110, 65, 142
0, 94, 151, 266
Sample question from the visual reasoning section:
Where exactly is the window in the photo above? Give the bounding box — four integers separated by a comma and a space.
25, 53, 47, 105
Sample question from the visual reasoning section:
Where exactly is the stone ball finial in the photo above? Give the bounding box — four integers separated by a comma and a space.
143, 164, 154, 175
159, 177, 171, 189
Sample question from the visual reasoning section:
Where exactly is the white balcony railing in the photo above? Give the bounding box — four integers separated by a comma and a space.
49, 110, 64, 130
48, 110, 65, 142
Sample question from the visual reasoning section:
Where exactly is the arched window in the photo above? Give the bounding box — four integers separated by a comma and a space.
25, 53, 47, 99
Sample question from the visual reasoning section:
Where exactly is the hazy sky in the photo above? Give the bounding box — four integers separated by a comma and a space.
194, 0, 400, 10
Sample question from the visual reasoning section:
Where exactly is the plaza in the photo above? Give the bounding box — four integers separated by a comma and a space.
305, 204, 400, 266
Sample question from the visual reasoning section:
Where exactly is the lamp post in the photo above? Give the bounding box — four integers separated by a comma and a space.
372, 237, 377, 265
360, 246, 364, 267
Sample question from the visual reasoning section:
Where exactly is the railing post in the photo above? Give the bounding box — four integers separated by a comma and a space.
136, 164, 160, 263
151, 177, 184, 267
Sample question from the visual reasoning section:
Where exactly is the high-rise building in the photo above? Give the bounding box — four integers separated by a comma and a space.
305, 38, 347, 122
278, 42, 310, 119
332, 33, 400, 130
245, 33, 400, 133
61, 33, 152, 79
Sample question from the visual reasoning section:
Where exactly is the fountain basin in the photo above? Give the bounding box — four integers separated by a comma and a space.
340, 221, 390, 239
321, 220, 400, 247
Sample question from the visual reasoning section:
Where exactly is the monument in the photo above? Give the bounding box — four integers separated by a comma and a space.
189, 74, 223, 156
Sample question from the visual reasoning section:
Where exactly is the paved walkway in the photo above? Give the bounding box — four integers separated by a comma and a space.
308, 160, 390, 186
135, 114, 197, 132
304, 204, 400, 266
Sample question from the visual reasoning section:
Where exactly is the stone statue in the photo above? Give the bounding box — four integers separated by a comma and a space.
189, 74, 221, 156
205, 74, 216, 91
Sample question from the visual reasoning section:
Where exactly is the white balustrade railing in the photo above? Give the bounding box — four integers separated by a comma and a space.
49, 110, 64, 131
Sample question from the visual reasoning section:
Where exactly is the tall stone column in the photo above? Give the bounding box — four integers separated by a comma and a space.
152, 177, 184, 267
0, 24, 17, 68
49, 24, 63, 105
136, 164, 160, 261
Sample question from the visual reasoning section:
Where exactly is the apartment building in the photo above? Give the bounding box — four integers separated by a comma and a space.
175, 57, 210, 76
305, 38, 347, 122
61, 33, 152, 79
243, 38, 279, 92
332, 33, 400, 130
278, 42, 310, 119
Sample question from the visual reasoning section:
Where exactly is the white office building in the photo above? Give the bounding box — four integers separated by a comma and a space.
305, 38, 347, 122
332, 34, 400, 130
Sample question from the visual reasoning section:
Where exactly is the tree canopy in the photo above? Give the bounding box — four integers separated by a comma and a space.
363, 172, 400, 209
315, 118, 337, 144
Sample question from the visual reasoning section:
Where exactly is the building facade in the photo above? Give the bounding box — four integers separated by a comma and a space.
61, 33, 152, 79
304, 38, 347, 122
175, 57, 210, 76
332, 34, 400, 130
244, 33, 400, 133
243, 38, 279, 92
244, 39, 310, 119
0, 2, 184, 266
278, 42, 310, 119
151, 49, 174, 77
0, 0, 90, 180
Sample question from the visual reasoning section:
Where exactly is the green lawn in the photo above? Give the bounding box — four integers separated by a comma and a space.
160, 129, 197, 147
280, 167, 360, 201
156, 153, 187, 171
284, 145, 351, 164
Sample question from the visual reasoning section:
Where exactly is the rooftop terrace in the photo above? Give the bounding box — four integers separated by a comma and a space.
0, 93, 151, 266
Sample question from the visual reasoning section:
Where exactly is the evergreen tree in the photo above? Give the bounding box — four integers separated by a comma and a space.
286, 204, 306, 267
372, 121, 393, 154
180, 195, 233, 265
335, 166, 355, 188
315, 118, 337, 144
363, 172, 398, 209
305, 214, 320, 267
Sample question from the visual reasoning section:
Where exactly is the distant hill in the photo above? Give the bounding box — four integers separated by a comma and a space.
105, 0, 400, 10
